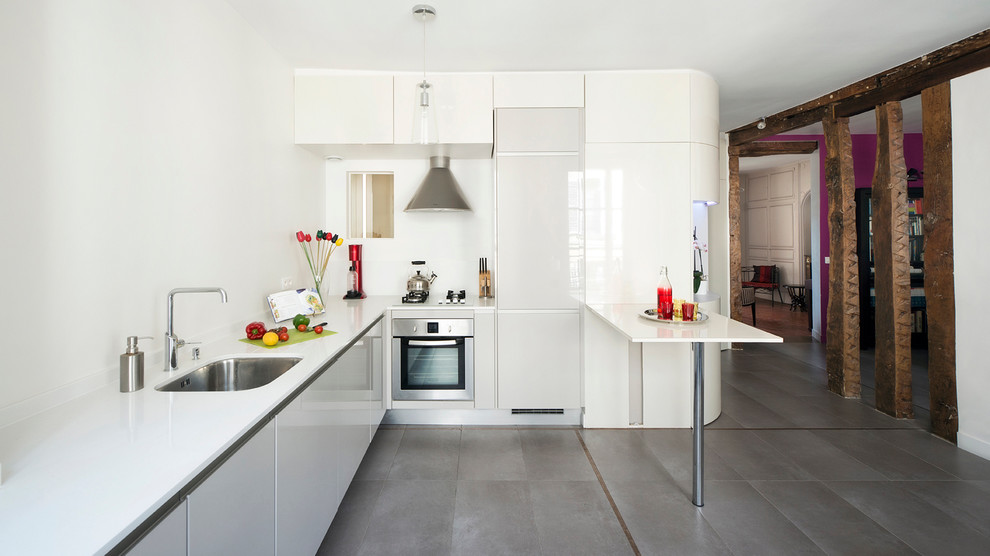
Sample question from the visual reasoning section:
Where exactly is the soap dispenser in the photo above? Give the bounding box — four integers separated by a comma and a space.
120, 336, 152, 393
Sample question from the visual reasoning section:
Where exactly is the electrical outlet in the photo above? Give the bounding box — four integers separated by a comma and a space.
280, 277, 293, 289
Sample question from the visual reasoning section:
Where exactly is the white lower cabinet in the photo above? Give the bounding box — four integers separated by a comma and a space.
187, 421, 275, 556
126, 499, 187, 556
496, 312, 580, 409
473, 311, 497, 409
276, 322, 383, 556
126, 323, 383, 556
275, 394, 339, 556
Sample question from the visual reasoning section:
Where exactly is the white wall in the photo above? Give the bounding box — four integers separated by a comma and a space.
0, 0, 323, 424
951, 66, 990, 460
323, 159, 494, 298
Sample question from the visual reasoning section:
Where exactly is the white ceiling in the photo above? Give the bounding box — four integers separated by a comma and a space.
224, 0, 990, 132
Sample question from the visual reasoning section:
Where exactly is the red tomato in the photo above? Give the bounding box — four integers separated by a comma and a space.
297, 324, 307, 332
314, 325, 323, 334
278, 331, 289, 342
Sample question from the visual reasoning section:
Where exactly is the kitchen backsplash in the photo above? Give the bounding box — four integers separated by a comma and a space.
322, 158, 495, 297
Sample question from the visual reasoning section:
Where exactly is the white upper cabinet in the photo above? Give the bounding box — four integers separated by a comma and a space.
496, 108, 581, 153
393, 74, 493, 144
493, 72, 585, 108
691, 142, 720, 203
689, 72, 720, 147
586, 72, 690, 143
294, 74, 394, 144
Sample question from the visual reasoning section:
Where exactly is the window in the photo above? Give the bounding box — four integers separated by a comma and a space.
348, 172, 394, 238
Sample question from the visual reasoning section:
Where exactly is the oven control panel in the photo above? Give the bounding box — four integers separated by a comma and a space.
392, 318, 474, 337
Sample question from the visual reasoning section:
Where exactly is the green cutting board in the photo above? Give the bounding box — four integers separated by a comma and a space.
239, 327, 337, 349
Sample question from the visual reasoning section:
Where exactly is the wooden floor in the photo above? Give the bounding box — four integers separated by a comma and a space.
742, 296, 812, 342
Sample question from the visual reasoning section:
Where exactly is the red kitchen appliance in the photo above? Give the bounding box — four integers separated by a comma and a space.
344, 244, 366, 299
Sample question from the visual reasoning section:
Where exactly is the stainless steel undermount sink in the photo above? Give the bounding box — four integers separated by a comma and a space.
156, 356, 302, 392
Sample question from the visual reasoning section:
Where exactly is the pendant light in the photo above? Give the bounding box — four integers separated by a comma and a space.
412, 5, 438, 144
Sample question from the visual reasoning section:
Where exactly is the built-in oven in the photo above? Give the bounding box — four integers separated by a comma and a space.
391, 318, 474, 401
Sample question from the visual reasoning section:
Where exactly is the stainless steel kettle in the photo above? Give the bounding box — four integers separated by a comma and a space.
406, 261, 437, 294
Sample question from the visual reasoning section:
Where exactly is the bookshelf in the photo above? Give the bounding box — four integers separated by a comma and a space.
855, 187, 926, 348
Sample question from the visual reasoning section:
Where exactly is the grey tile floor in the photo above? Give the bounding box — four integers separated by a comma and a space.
319, 342, 990, 555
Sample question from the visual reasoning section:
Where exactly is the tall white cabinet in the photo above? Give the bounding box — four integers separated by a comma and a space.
581, 71, 723, 428
495, 108, 583, 410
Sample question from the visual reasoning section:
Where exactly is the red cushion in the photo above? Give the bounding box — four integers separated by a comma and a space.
754, 265, 773, 283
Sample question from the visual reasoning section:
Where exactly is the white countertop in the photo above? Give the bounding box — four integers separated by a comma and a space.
586, 303, 783, 344
0, 296, 392, 555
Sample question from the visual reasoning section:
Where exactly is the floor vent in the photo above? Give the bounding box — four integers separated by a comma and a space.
511, 408, 565, 415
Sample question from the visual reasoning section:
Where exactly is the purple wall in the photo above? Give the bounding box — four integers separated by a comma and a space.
761, 133, 923, 343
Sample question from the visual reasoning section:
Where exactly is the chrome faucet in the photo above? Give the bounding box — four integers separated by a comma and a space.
165, 287, 228, 371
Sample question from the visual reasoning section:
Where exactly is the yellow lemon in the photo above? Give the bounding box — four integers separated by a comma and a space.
262, 331, 279, 346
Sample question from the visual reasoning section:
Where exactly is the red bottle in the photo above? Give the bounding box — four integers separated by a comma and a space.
657, 266, 673, 320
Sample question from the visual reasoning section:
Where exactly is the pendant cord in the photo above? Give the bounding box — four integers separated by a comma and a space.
422, 13, 427, 82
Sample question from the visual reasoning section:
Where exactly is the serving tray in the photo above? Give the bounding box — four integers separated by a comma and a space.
638, 308, 709, 325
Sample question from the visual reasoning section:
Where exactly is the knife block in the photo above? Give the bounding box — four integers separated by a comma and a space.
478, 270, 492, 298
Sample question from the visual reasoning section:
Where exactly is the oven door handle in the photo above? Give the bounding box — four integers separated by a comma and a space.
407, 339, 461, 346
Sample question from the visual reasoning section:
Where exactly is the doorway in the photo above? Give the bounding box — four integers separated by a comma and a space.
737, 155, 816, 342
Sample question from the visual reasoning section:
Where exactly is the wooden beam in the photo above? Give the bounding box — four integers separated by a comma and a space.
823, 115, 860, 398
872, 101, 914, 419
729, 29, 990, 145
922, 82, 958, 440
728, 154, 743, 324
730, 107, 830, 147
728, 141, 819, 157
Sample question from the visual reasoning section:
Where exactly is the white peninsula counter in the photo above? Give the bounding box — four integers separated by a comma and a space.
583, 303, 782, 506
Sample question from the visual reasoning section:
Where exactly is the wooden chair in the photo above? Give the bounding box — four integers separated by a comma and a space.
741, 265, 785, 307
741, 286, 756, 325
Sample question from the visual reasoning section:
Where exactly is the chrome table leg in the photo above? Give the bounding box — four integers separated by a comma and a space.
692, 341, 705, 507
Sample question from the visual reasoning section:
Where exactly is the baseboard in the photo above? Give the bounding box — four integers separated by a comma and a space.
383, 408, 582, 426
958, 431, 990, 461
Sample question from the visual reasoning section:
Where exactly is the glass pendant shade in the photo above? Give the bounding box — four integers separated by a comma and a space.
413, 80, 438, 144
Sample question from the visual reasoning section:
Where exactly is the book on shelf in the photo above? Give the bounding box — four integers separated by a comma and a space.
908, 217, 923, 236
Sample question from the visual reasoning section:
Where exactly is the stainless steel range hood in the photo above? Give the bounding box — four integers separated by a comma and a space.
404, 156, 472, 212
